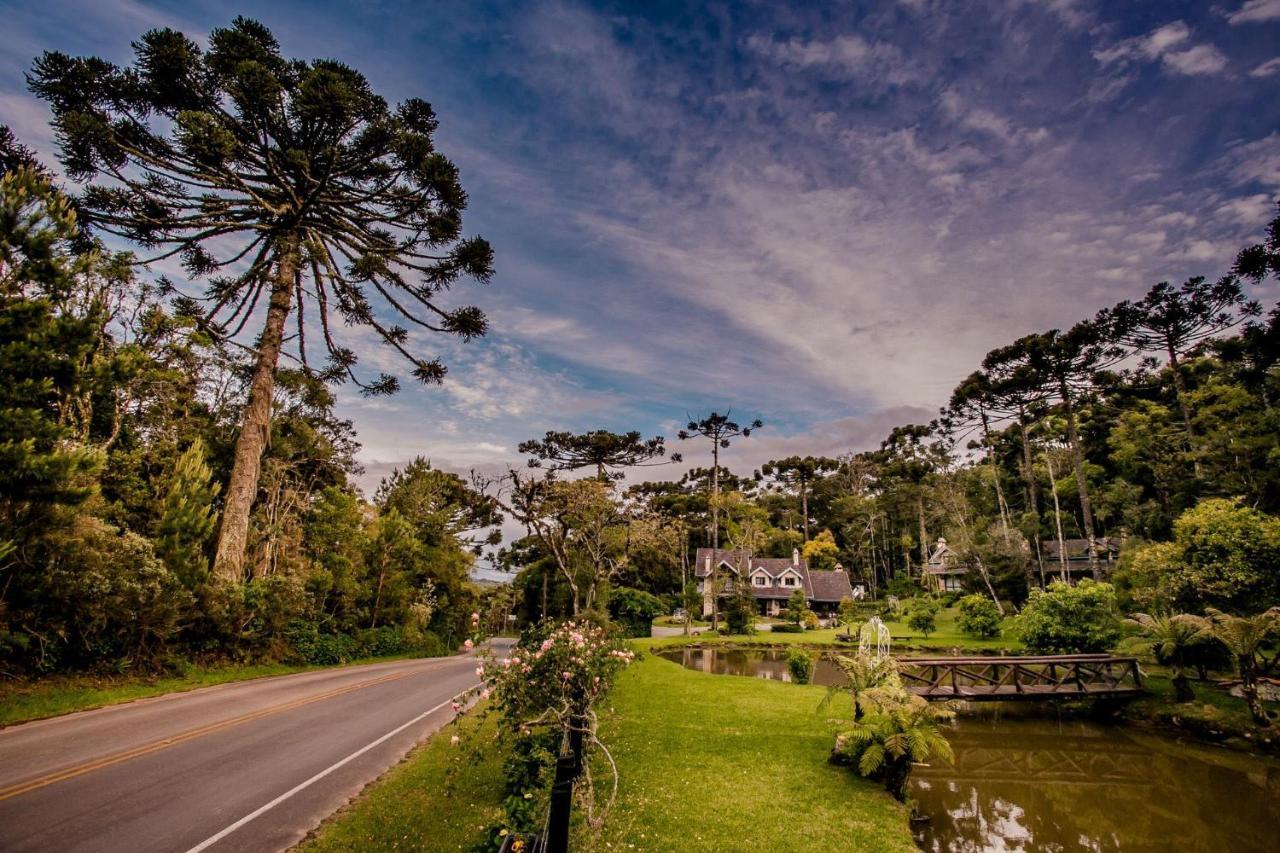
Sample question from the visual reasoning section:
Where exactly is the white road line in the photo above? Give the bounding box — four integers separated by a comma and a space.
184, 683, 476, 853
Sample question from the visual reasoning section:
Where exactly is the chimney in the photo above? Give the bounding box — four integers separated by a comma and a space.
705, 554, 711, 573
834, 563, 844, 572
792, 548, 800, 567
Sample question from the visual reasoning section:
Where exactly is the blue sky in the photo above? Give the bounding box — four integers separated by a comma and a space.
2, 0, 1279, 492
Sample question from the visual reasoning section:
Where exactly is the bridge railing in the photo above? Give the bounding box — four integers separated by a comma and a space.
895, 654, 1143, 701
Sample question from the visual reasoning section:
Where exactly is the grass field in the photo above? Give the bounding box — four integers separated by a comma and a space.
642, 606, 1022, 653
304, 654, 914, 853
576, 655, 915, 852
0, 652, 435, 727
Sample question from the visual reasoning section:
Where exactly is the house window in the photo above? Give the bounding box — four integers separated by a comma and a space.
783, 576, 796, 587
753, 576, 766, 587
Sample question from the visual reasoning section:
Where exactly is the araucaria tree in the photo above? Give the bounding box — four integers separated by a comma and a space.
30, 18, 494, 582
756, 455, 839, 542
518, 429, 678, 480
678, 411, 761, 549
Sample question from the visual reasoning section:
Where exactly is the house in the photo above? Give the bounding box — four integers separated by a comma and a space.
694, 547, 855, 617
921, 537, 968, 593
1039, 537, 1121, 581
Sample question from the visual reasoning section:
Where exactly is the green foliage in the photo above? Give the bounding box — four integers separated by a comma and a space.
802, 528, 840, 570
154, 438, 219, 589
783, 588, 810, 626
608, 586, 665, 638
786, 649, 814, 684
904, 596, 940, 637
831, 664, 955, 803
1017, 579, 1121, 653
1119, 498, 1280, 614
723, 592, 757, 635
956, 594, 1002, 639
1123, 612, 1204, 701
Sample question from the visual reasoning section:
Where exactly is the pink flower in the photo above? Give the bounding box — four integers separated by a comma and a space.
561, 671, 571, 680
450, 734, 460, 745
464, 639, 474, 651
480, 688, 490, 700
471, 612, 480, 622
451, 701, 461, 713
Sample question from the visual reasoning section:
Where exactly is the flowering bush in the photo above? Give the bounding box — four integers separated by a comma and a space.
485, 621, 633, 727
461, 620, 636, 850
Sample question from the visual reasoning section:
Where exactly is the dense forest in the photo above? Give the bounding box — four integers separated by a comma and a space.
1, 17, 1277, 681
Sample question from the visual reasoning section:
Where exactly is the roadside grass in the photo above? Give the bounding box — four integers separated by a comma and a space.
640, 607, 1022, 654
0, 652, 434, 727
576, 655, 916, 853
302, 709, 504, 853
653, 616, 709, 627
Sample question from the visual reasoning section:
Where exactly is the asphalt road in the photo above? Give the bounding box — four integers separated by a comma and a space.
0, 644, 509, 853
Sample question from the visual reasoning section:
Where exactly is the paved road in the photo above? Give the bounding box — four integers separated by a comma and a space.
0, 644, 510, 853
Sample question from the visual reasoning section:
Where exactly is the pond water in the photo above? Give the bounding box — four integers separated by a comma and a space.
658, 648, 1280, 852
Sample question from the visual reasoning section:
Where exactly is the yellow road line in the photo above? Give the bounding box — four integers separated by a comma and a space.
0, 667, 423, 801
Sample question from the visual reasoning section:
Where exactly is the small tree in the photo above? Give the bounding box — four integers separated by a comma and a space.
801, 529, 840, 570
607, 586, 664, 638
1123, 612, 1203, 702
154, 438, 220, 589
786, 649, 814, 684
1017, 579, 1121, 653
956, 594, 1002, 639
905, 596, 940, 638
837, 596, 860, 637
783, 588, 810, 626
833, 679, 954, 803
1184, 607, 1280, 726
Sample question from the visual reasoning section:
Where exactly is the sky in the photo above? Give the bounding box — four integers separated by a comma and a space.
2, 0, 1279, 507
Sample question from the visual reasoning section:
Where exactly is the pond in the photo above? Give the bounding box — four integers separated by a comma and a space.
658, 648, 1280, 852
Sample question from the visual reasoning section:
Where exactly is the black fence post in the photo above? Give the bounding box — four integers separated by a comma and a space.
544, 715, 588, 853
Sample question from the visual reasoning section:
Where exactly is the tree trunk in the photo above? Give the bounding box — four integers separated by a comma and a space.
213, 236, 300, 582
917, 494, 929, 571
1171, 667, 1195, 703
1058, 381, 1099, 578
801, 483, 809, 543
711, 443, 720, 550
1240, 661, 1271, 726
1047, 453, 1069, 582
1166, 344, 1203, 477
981, 410, 1012, 546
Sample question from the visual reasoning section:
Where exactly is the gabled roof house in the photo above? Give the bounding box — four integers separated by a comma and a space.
694, 547, 854, 617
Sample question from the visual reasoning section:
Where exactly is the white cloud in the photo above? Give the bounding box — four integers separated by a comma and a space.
1227, 0, 1280, 25
1249, 57, 1280, 77
742, 33, 918, 88
1094, 20, 1229, 77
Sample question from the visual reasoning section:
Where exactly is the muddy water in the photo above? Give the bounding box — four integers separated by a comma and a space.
658, 648, 1280, 851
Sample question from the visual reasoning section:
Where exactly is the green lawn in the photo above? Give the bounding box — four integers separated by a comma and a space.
303, 709, 504, 852
0, 653, 435, 727
303, 654, 914, 853
1122, 671, 1280, 754
576, 655, 916, 853
640, 607, 1022, 654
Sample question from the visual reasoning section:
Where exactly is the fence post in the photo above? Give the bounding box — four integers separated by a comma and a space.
544, 715, 587, 853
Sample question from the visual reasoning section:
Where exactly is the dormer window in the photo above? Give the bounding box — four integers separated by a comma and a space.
754, 576, 766, 587
783, 576, 797, 587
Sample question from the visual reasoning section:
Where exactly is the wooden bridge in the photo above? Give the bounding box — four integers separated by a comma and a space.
896, 654, 1143, 702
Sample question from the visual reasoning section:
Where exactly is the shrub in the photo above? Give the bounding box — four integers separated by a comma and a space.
287, 622, 359, 665
957, 595, 1002, 639
771, 622, 804, 633
886, 575, 921, 600
1017, 579, 1121, 653
786, 649, 814, 684
803, 609, 821, 630
904, 597, 940, 638
724, 594, 757, 635
608, 586, 665, 638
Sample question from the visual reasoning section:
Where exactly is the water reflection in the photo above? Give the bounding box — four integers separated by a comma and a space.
912, 715, 1280, 852
659, 648, 1280, 851
658, 647, 846, 687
